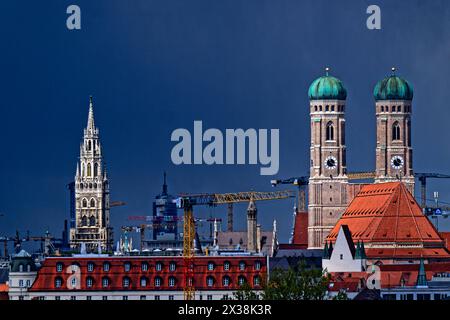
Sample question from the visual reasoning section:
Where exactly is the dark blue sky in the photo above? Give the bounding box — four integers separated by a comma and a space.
1, 0, 450, 246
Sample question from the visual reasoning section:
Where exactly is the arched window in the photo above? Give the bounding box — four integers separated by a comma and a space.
103, 262, 110, 272
56, 263, 63, 272
19, 264, 24, 272
55, 277, 63, 288
140, 276, 148, 287
122, 277, 131, 288
82, 199, 88, 208
168, 276, 176, 287
87, 163, 91, 177
238, 276, 247, 286
326, 121, 334, 141
94, 163, 98, 176
102, 277, 110, 288
86, 277, 94, 288
154, 277, 162, 287
90, 199, 96, 208
239, 261, 246, 271
206, 276, 215, 287
381, 106, 384, 112
88, 140, 92, 151
169, 262, 176, 271
331, 105, 335, 111
81, 216, 88, 227
222, 276, 231, 287
392, 122, 401, 141
325, 105, 329, 111
314, 105, 317, 112
141, 262, 149, 272
207, 262, 215, 271
155, 262, 163, 271
89, 216, 96, 227
223, 261, 230, 271
397, 105, 402, 112
253, 276, 261, 286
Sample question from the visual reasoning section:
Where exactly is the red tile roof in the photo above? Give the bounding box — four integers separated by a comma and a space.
292, 211, 308, 247
326, 182, 447, 255
379, 262, 450, 288
440, 232, 450, 251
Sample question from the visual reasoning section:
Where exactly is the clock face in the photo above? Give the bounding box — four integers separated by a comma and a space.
324, 156, 338, 170
390, 156, 404, 170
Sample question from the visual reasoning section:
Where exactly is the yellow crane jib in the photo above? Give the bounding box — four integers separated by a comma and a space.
175, 190, 294, 300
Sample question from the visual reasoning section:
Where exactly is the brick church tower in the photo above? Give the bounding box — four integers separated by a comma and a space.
307, 68, 349, 249
374, 68, 415, 193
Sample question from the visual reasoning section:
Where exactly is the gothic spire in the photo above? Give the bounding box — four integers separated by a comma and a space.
87, 95, 95, 132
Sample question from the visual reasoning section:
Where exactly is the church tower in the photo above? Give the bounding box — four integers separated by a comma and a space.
307, 68, 349, 249
70, 96, 113, 252
374, 68, 414, 193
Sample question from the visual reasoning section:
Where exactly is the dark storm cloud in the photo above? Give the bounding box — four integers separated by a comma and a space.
0, 0, 449, 244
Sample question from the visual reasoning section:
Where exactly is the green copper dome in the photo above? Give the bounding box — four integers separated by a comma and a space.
374, 69, 413, 101
308, 69, 347, 100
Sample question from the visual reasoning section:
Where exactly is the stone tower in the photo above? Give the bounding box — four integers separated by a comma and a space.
307, 68, 349, 249
247, 200, 257, 252
374, 68, 414, 193
70, 96, 113, 252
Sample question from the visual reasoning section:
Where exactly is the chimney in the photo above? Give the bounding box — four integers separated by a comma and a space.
247, 200, 257, 252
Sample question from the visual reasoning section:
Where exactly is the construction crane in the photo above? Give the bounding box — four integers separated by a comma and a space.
111, 201, 126, 208
347, 171, 376, 180
176, 190, 294, 300
270, 177, 309, 211
414, 173, 450, 208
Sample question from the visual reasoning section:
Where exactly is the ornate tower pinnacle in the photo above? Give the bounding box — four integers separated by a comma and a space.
70, 96, 113, 252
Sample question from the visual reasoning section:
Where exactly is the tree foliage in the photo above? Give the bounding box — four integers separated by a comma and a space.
262, 261, 330, 300
233, 282, 260, 300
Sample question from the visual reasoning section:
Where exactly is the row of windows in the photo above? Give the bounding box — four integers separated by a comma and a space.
54, 275, 261, 288
17, 264, 32, 272
30, 294, 221, 301
81, 198, 97, 208
18, 279, 32, 287
383, 293, 448, 301
80, 162, 99, 177
78, 182, 103, 190
80, 216, 96, 227
379, 105, 411, 113
56, 260, 262, 273
312, 105, 345, 112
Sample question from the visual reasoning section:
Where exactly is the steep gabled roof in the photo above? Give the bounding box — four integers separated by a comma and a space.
341, 225, 356, 258
326, 182, 446, 250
